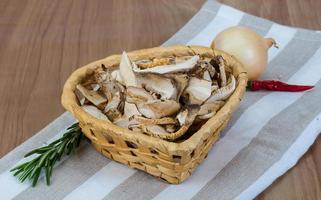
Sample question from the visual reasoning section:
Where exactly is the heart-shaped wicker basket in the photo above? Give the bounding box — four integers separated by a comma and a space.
61, 45, 248, 184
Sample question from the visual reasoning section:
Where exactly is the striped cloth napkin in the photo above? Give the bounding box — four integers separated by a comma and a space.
1, 0, 321, 199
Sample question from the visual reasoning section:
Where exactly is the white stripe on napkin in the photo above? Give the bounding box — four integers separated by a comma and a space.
188, 5, 244, 46
63, 162, 136, 200
151, 24, 298, 200
236, 113, 321, 199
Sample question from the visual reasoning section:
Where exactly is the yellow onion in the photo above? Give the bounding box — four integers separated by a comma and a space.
211, 26, 277, 80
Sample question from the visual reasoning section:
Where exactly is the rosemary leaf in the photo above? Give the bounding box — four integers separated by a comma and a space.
10, 122, 83, 187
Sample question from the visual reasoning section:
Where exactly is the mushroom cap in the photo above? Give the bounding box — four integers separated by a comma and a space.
126, 86, 155, 103
136, 99, 181, 119
76, 84, 107, 106
133, 55, 199, 74
119, 51, 137, 87
104, 92, 121, 113
113, 102, 141, 128
135, 57, 174, 69
198, 101, 224, 116
206, 74, 236, 103
111, 69, 124, 85
137, 74, 177, 100
183, 77, 212, 105
176, 105, 200, 126
82, 105, 110, 121
197, 112, 216, 120
165, 73, 189, 101
203, 70, 212, 82
142, 124, 169, 135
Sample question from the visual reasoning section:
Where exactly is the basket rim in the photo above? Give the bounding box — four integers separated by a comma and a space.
61, 45, 248, 154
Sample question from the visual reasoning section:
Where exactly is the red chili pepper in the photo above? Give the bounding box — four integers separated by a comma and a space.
247, 80, 314, 92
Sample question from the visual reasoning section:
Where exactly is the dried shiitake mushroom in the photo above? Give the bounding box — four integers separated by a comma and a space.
75, 51, 237, 141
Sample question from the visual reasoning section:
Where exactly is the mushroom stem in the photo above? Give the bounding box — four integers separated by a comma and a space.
133, 55, 199, 74
206, 75, 236, 103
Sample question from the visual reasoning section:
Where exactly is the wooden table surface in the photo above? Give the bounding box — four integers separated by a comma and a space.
0, 0, 320, 199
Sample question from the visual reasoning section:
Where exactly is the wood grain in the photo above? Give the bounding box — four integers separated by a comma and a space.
0, 0, 320, 199
220, 0, 321, 30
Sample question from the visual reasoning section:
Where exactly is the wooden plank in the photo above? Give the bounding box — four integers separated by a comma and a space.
0, 0, 320, 198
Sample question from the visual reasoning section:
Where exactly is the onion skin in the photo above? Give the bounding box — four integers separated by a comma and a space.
211, 26, 277, 80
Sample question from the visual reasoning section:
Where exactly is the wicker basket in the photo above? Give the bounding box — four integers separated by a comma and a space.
61, 45, 248, 184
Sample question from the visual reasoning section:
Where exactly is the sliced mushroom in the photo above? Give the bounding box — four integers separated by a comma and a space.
165, 73, 189, 101
135, 59, 152, 69
75, 88, 86, 106
196, 101, 224, 120
136, 99, 181, 119
142, 124, 190, 138
119, 51, 137, 87
182, 77, 212, 105
82, 105, 110, 121
175, 56, 193, 64
203, 70, 212, 82
104, 92, 123, 121
76, 84, 107, 106
132, 55, 199, 74
189, 64, 206, 79
130, 127, 143, 133
198, 101, 224, 116
135, 57, 174, 69
142, 106, 199, 138
91, 84, 100, 91
137, 74, 177, 100
124, 102, 141, 117
126, 86, 155, 103
105, 109, 122, 122
218, 56, 227, 87
165, 124, 178, 133
94, 67, 122, 101
207, 61, 216, 78
176, 105, 200, 126
94, 66, 109, 83
113, 102, 141, 128
104, 92, 121, 113
206, 74, 236, 103
211, 82, 219, 92
176, 109, 188, 126
142, 125, 169, 135
198, 112, 216, 120
113, 118, 129, 128
110, 69, 124, 85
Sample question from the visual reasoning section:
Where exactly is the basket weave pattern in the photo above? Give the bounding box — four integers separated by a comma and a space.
62, 45, 248, 184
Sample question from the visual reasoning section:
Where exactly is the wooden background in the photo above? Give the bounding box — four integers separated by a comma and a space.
0, 0, 320, 199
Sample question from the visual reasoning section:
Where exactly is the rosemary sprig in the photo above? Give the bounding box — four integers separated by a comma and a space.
10, 122, 83, 187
